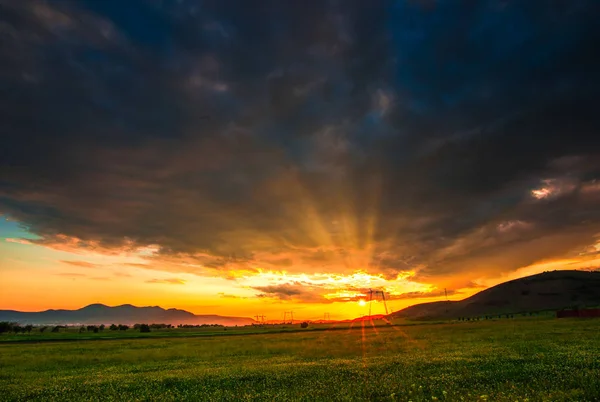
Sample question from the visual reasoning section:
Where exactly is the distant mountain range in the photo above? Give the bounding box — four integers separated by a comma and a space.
3, 270, 598, 326
390, 270, 600, 320
0, 304, 256, 326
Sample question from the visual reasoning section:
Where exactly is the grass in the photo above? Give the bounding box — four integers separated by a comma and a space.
0, 317, 457, 343
1, 317, 599, 401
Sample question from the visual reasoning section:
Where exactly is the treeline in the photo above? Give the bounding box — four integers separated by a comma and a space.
0, 322, 34, 333
1, 322, 226, 334
0, 323, 69, 333
458, 311, 542, 321
135, 323, 173, 329
79, 324, 106, 333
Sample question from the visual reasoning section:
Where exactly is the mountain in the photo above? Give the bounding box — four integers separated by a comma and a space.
390, 270, 600, 320
0, 304, 256, 326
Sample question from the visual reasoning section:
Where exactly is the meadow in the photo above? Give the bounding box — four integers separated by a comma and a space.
1, 317, 599, 401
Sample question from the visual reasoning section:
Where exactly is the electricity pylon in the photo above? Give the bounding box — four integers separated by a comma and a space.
283, 311, 294, 324
367, 289, 389, 317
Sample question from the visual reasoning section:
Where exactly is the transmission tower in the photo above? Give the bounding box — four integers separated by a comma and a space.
283, 311, 294, 324
324, 312, 330, 321
367, 289, 389, 317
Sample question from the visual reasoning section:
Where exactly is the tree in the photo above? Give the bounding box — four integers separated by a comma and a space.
79, 326, 86, 333
0, 322, 14, 334
39, 326, 48, 333
118, 324, 129, 331
99, 324, 105, 331
24, 325, 33, 333
300, 322, 309, 328
109, 324, 118, 331
139, 324, 151, 333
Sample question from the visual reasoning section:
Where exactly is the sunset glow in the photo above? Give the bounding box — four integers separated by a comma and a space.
1, 0, 599, 323
3, 213, 599, 320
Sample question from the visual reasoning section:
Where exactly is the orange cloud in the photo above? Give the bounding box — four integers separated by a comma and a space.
145, 278, 186, 285
60, 260, 98, 268
5, 238, 33, 245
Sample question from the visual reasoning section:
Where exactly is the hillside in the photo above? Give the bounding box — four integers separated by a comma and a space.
0, 304, 256, 326
390, 270, 600, 320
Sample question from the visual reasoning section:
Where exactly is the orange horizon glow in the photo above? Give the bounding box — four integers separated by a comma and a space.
2, 223, 599, 320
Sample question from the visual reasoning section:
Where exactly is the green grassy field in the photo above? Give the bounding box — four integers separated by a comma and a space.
1, 318, 599, 401
0, 318, 440, 343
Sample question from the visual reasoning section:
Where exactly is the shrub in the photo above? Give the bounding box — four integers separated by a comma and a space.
0, 322, 16, 333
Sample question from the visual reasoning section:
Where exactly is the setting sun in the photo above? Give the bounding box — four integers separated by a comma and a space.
358, 300, 366, 307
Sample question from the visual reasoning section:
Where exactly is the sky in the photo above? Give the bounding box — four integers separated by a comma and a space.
1, 0, 600, 321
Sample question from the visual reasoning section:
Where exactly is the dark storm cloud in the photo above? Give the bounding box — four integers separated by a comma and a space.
252, 283, 329, 303
1, 0, 600, 283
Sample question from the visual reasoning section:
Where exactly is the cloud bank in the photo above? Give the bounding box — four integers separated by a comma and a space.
1, 0, 600, 301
